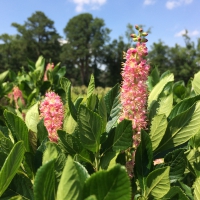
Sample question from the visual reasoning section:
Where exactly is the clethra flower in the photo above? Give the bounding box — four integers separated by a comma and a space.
120, 26, 150, 177
12, 86, 25, 109
39, 91, 64, 143
120, 42, 150, 147
43, 63, 54, 81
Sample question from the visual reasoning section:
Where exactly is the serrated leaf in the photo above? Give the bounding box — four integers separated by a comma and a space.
193, 177, 200, 200
104, 84, 121, 133
56, 156, 83, 200
34, 160, 55, 200
112, 119, 133, 151
25, 102, 40, 133
145, 167, 170, 199
0, 141, 25, 197
168, 94, 200, 120
4, 110, 30, 152
87, 94, 97, 111
192, 71, 200, 95
87, 74, 95, 98
164, 149, 186, 182
78, 105, 102, 152
155, 101, 200, 153
150, 114, 167, 151
58, 130, 83, 155
60, 77, 77, 121
148, 73, 174, 109
163, 186, 189, 200
135, 130, 153, 191
98, 96, 107, 132
0, 131, 13, 154
37, 118, 48, 143
83, 164, 131, 200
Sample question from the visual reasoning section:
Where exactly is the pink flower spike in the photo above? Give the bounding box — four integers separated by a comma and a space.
12, 86, 25, 109
39, 91, 64, 143
43, 63, 54, 81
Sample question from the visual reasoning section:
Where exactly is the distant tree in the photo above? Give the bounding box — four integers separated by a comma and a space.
61, 13, 110, 85
0, 11, 61, 72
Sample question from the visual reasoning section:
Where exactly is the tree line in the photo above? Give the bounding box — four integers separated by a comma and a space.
0, 11, 200, 86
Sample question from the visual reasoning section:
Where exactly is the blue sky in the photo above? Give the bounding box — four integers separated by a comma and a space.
0, 0, 199, 49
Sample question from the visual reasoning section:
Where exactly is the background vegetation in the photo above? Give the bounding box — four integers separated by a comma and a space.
0, 11, 200, 86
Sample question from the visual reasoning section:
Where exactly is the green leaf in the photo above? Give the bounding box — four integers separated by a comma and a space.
147, 66, 160, 91
4, 110, 30, 152
25, 102, 40, 133
193, 177, 200, 200
60, 77, 77, 121
34, 160, 55, 200
35, 56, 45, 80
98, 96, 107, 132
83, 164, 131, 200
149, 114, 167, 151
56, 156, 83, 200
164, 149, 186, 182
42, 142, 59, 165
145, 167, 170, 199
84, 195, 97, 200
104, 83, 121, 133
58, 130, 83, 156
157, 92, 173, 117
87, 74, 95, 98
155, 101, 200, 153
37, 119, 48, 143
0, 131, 13, 154
86, 94, 97, 111
78, 105, 103, 152
0, 141, 25, 197
135, 130, 153, 192
0, 70, 9, 84
148, 72, 174, 109
112, 119, 133, 151
168, 94, 200, 120
100, 151, 116, 170
192, 71, 200, 95
163, 186, 189, 200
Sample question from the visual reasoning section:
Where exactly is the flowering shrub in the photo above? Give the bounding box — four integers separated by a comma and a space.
1, 25, 200, 200
39, 91, 64, 142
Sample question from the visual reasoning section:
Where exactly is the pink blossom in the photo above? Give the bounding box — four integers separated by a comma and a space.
39, 91, 64, 142
43, 63, 54, 81
120, 42, 150, 147
12, 86, 25, 109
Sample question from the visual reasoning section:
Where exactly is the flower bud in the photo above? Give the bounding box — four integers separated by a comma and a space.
135, 25, 139, 30
141, 38, 148, 43
142, 32, 148, 36
139, 28, 143, 33
137, 37, 141, 42
130, 34, 137, 38
133, 38, 138, 42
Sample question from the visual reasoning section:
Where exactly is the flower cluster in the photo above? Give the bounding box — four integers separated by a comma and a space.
43, 63, 54, 81
120, 26, 150, 177
120, 27, 150, 147
12, 86, 25, 109
39, 91, 64, 142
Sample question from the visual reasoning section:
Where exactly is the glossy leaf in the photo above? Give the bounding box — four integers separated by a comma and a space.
83, 164, 131, 200
112, 119, 133, 151
78, 105, 102, 152
56, 156, 84, 200
4, 110, 30, 152
148, 72, 174, 109
104, 83, 121, 133
149, 114, 167, 151
193, 177, 200, 200
192, 71, 200, 95
25, 102, 40, 133
0, 141, 25, 197
87, 74, 95, 98
34, 160, 55, 200
145, 167, 170, 199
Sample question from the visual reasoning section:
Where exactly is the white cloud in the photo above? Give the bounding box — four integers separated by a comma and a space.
143, 0, 156, 5
166, 0, 193, 10
72, 0, 106, 12
175, 29, 199, 37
